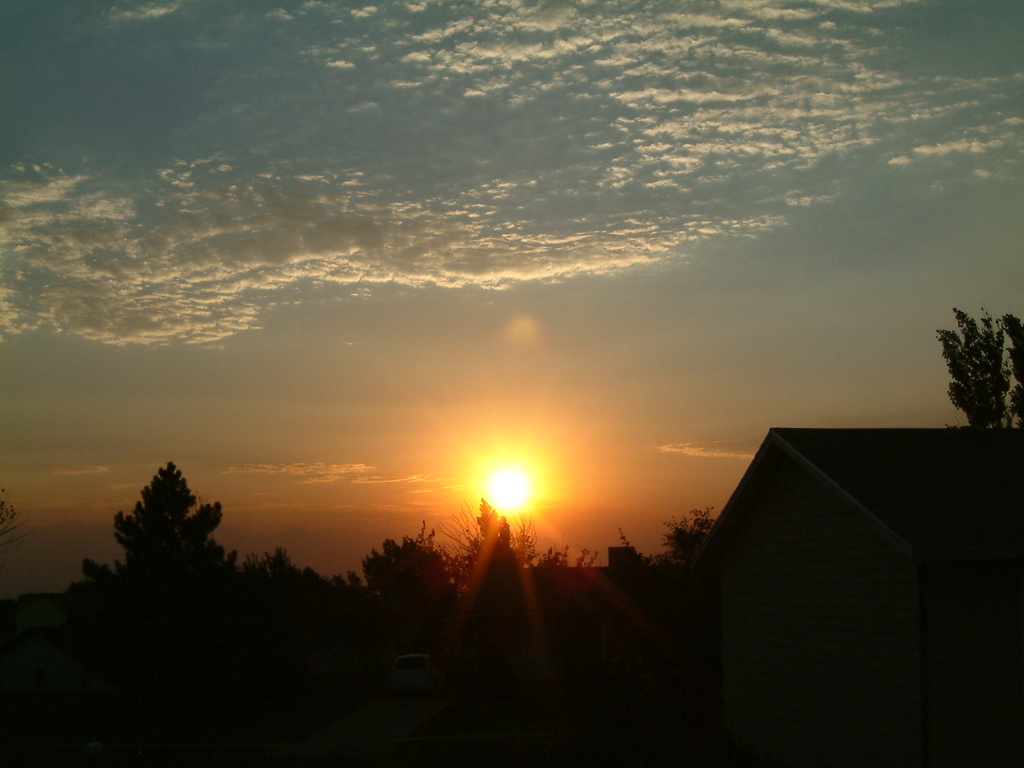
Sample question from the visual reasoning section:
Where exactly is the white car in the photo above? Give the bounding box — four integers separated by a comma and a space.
389, 653, 441, 694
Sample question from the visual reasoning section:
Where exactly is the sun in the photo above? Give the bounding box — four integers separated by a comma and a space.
487, 468, 531, 511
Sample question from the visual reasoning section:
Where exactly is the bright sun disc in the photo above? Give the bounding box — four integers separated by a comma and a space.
488, 469, 530, 510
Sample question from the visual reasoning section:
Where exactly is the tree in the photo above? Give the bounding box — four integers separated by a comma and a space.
474, 499, 536, 567
439, 499, 538, 589
1002, 313, 1024, 427
660, 507, 716, 566
937, 309, 1011, 427
535, 544, 570, 568
0, 487, 24, 570
76, 464, 239, 718
83, 462, 236, 599
361, 523, 452, 603
360, 523, 457, 653
241, 547, 305, 585
536, 543, 599, 568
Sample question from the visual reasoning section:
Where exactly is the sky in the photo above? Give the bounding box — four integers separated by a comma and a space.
1, 0, 1022, 596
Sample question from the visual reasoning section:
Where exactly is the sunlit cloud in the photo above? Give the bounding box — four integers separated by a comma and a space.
223, 463, 376, 483
2, 0, 1020, 345
659, 441, 756, 460
50, 466, 112, 476
351, 474, 434, 485
912, 139, 1007, 157
106, 1, 185, 23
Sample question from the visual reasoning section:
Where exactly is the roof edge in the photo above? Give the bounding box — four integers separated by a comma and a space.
691, 428, 916, 571
690, 430, 775, 571
770, 430, 916, 560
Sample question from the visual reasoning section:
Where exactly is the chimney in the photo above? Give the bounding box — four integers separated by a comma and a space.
607, 545, 638, 571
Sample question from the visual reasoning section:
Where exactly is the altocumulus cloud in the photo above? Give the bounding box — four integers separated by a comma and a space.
223, 463, 377, 483
222, 462, 438, 487
1, 0, 1020, 344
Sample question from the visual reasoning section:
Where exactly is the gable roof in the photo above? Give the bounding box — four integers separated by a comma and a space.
0, 627, 125, 693
693, 428, 1024, 567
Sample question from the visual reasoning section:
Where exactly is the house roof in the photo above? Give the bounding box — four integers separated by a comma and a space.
0, 627, 125, 693
15, 589, 104, 617
693, 428, 1024, 567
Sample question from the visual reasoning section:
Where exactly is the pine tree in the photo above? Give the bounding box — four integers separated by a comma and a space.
83, 462, 236, 602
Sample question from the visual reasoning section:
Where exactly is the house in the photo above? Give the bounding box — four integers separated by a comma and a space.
0, 590, 123, 736
692, 428, 1024, 768
0, 626, 121, 694
12, 593, 73, 635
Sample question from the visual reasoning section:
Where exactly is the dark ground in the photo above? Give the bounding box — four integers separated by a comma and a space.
0, 675, 785, 768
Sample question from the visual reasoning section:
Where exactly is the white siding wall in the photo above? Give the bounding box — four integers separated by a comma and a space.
720, 458, 922, 768
0, 635, 88, 692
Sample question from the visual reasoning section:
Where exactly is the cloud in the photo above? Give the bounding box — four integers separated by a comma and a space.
223, 463, 376, 483
1, 162, 713, 343
351, 474, 434, 485
50, 466, 112, 476
222, 463, 437, 486
2, 1, 1019, 344
659, 441, 756, 459
912, 138, 1006, 156
106, 1, 185, 23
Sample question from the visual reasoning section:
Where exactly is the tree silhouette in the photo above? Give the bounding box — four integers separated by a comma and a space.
242, 546, 304, 584
441, 499, 537, 586
660, 507, 716, 566
0, 487, 24, 569
535, 543, 599, 567
83, 462, 236, 602
937, 309, 1011, 427
361, 523, 452, 604
360, 524, 456, 654
1002, 313, 1024, 426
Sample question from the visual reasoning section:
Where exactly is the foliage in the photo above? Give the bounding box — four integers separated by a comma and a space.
936, 308, 1023, 427
659, 507, 717, 566
615, 529, 655, 567
44, 477, 731, 744
82, 462, 236, 601
231, 547, 385, 701
362, 500, 540, 604
440, 499, 537, 586
1002, 313, 1024, 426
482, 499, 538, 566
536, 543, 570, 567
0, 487, 24, 563
361, 522, 453, 602
574, 547, 600, 567
70, 465, 256, 737
241, 546, 311, 586
536, 542, 599, 567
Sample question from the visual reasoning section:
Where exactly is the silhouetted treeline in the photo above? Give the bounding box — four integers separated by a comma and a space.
2, 464, 720, 748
